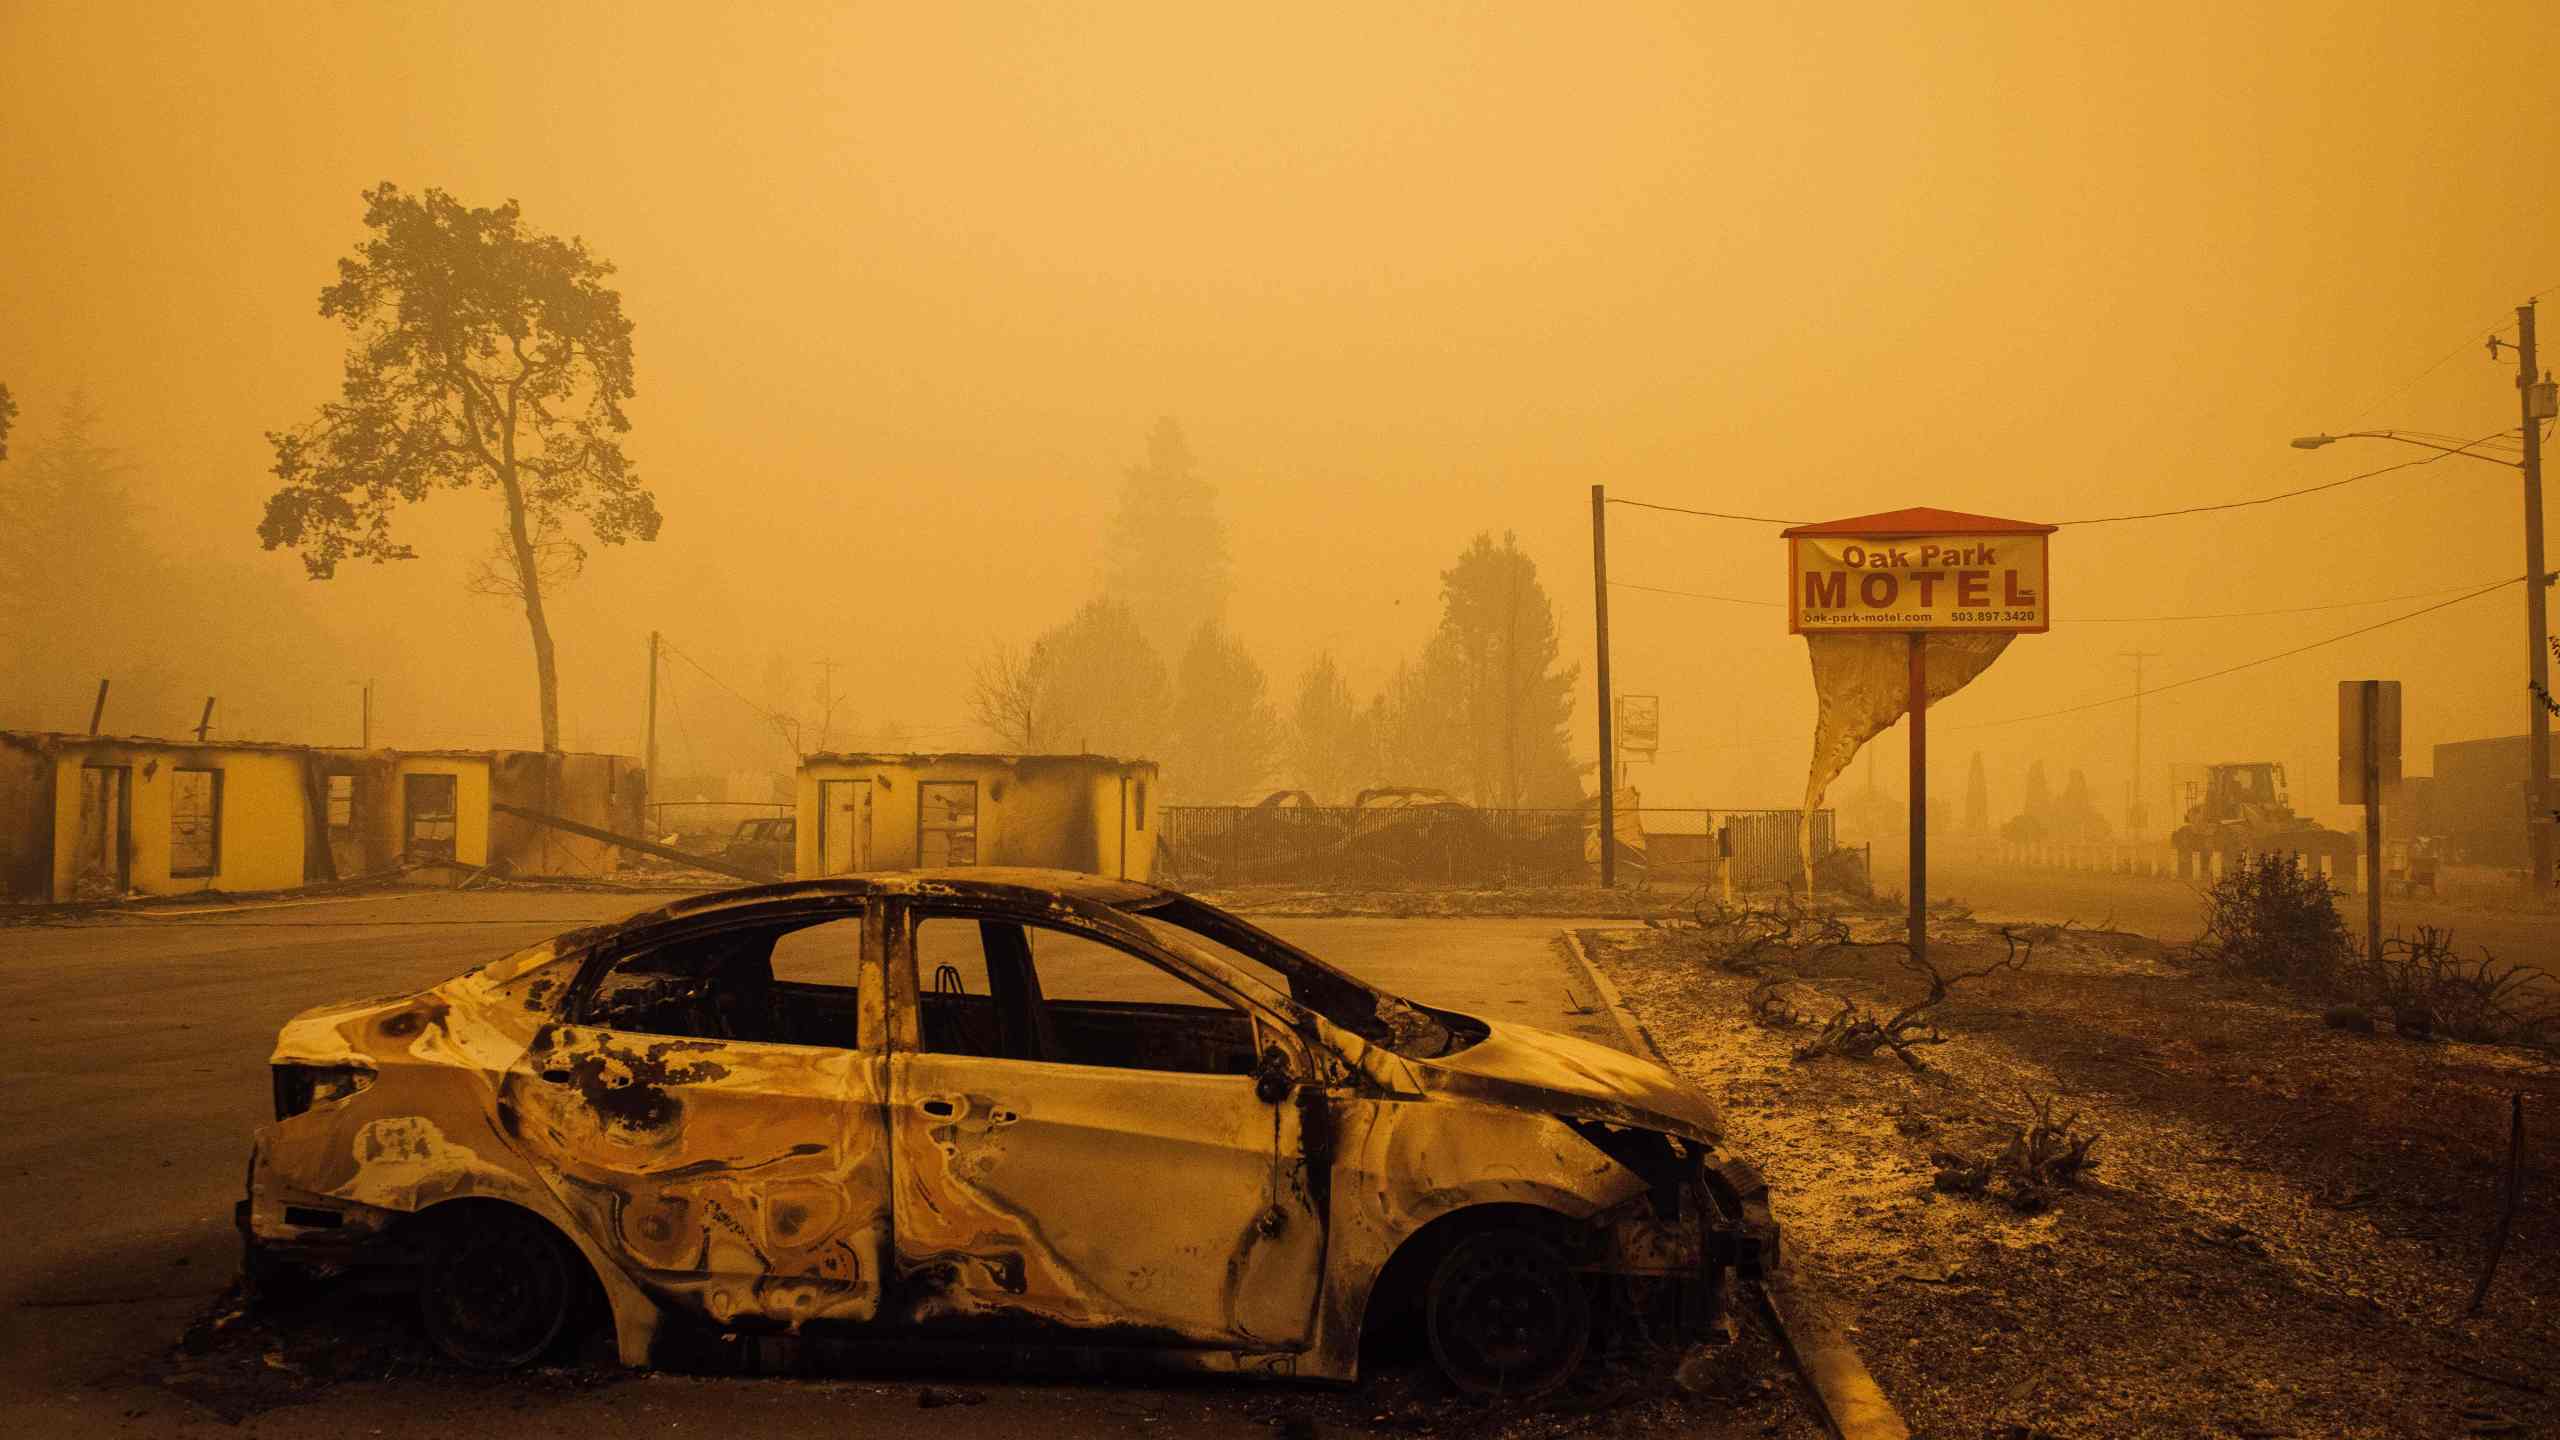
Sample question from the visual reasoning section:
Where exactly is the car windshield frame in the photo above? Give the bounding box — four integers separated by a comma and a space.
1115, 893, 1475, 1056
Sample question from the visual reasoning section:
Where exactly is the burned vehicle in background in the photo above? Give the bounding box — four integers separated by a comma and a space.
240, 869, 1774, 1396
714, 815, 795, 879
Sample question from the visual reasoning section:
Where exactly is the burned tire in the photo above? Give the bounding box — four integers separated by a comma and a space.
417, 1207, 576, 1370
1424, 1226, 1591, 1400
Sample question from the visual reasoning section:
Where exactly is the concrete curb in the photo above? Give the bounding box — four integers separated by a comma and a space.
1555, 928, 1913, 1440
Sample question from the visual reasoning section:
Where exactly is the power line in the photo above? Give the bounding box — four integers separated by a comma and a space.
1611, 580, 1782, 608
1605, 497, 1808, 524
2048, 583, 2496, 622
1607, 426, 2514, 529
2337, 281, 2556, 426
659, 641, 786, 727
2051, 427, 2513, 524
1943, 576, 2520, 733
1607, 288, 2557, 532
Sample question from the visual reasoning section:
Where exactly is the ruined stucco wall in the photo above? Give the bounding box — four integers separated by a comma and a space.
993, 759, 1088, 871
1103, 761, 1161, 882
796, 758, 916, 875
794, 753, 1160, 880
391, 755, 491, 868
1075, 761, 1161, 881
0, 737, 53, 901
308, 750, 404, 879
492, 752, 637, 877
483, 751, 631, 878
39, 740, 311, 899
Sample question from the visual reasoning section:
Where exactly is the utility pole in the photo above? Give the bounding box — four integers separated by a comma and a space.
2120, 649, 2159, 839
361, 679, 373, 749
2510, 302, 2555, 889
194, 697, 216, 743
644, 631, 660, 827
1592, 484, 1616, 888
1907, 633, 1929, 967
87, 679, 109, 735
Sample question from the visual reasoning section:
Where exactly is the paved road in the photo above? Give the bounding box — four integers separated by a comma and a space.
0, 889, 1625, 1435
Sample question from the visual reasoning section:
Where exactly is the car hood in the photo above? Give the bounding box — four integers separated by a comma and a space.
1407, 1017, 1724, 1145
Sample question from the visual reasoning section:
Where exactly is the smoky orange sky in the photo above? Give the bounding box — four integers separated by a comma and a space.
4, 1, 2557, 826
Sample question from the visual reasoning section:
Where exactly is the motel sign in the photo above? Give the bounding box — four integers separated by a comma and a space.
1785, 507, 2055, 634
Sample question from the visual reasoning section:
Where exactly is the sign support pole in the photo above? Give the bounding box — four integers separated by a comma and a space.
2364, 678, 2383, 963
1592, 484, 1616, 889
1908, 631, 1927, 967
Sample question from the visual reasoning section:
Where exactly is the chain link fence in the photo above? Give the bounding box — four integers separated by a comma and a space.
1157, 802, 1844, 890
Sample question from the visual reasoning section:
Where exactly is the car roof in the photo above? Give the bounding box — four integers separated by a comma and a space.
640, 866, 1170, 926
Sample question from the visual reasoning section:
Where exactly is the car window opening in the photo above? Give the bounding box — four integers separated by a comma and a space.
1124, 895, 1483, 1059
914, 916, 1259, 1077
580, 913, 864, 1049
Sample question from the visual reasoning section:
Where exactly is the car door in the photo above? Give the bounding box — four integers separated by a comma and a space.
884, 898, 1327, 1352
502, 902, 892, 1332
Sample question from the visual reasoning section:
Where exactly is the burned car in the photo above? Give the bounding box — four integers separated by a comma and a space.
241, 868, 1774, 1395
714, 816, 795, 878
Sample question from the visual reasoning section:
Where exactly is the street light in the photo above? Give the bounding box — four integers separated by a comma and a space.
2288, 430, 2522, 466
2295, 302, 2554, 890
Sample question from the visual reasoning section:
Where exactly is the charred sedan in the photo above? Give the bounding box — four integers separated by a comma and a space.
241, 868, 1774, 1395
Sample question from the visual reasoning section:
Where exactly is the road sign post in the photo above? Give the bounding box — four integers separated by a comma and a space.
2341, 679, 2402, 959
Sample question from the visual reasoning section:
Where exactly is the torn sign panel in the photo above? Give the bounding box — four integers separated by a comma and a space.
1797, 632, 2012, 890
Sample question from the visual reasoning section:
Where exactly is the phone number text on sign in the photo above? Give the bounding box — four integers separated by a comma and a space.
1787, 533, 2051, 634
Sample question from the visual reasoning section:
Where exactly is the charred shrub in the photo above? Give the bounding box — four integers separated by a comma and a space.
2191, 853, 2355, 992
2359, 926, 2556, 1046
1930, 1092, 2100, 1214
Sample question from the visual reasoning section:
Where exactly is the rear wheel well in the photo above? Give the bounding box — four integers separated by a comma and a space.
397, 1197, 616, 1364
1358, 1203, 1590, 1366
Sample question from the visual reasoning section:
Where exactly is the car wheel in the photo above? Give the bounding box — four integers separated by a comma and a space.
1423, 1226, 1591, 1400
417, 1208, 576, 1369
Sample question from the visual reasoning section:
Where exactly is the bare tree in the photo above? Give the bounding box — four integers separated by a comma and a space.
969, 639, 1048, 751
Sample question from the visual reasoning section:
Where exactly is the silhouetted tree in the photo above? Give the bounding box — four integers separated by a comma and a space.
2055, 769, 2113, 842
1166, 621, 1281, 804
1964, 752, 1990, 836
1364, 633, 1469, 795
1101, 417, 1229, 664
1434, 532, 1580, 807
1022, 598, 1167, 759
0, 381, 15, 461
0, 393, 187, 730
1286, 652, 1365, 804
257, 183, 662, 753
2020, 761, 2053, 829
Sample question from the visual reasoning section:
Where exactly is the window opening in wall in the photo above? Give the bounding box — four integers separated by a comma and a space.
404, 773, 460, 862
170, 768, 222, 878
326, 774, 355, 833
918, 781, 977, 866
